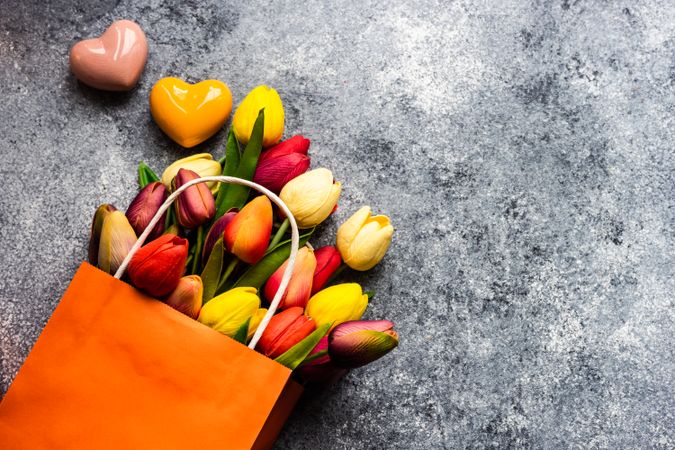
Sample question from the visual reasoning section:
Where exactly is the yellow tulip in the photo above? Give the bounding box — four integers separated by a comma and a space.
247, 308, 268, 341
336, 206, 393, 271
97, 211, 137, 274
305, 283, 368, 330
197, 287, 260, 337
279, 168, 341, 228
161, 153, 221, 194
232, 85, 284, 147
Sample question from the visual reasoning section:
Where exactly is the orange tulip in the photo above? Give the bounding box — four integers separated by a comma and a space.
224, 196, 273, 264
164, 275, 203, 319
264, 246, 316, 309
127, 234, 189, 297
257, 307, 316, 359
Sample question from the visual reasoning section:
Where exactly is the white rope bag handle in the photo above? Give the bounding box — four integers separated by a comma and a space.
113, 175, 300, 351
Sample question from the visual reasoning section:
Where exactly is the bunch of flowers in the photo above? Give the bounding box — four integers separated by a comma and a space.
88, 86, 398, 383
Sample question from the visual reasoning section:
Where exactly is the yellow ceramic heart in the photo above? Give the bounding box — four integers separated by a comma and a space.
150, 77, 232, 148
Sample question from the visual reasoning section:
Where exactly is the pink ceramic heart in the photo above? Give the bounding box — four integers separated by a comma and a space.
69, 20, 148, 91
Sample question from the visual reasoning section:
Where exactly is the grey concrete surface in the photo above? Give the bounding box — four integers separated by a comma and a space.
1, 0, 674, 448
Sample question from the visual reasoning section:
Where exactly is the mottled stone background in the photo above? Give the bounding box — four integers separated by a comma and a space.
0, 0, 673, 448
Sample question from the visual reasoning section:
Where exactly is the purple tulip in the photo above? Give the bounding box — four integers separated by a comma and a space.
172, 169, 215, 229
125, 182, 167, 240
297, 336, 348, 384
202, 211, 238, 265
328, 320, 398, 368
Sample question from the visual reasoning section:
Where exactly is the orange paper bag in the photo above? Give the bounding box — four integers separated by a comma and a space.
0, 263, 302, 449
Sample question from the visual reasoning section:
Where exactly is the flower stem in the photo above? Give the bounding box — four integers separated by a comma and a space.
267, 218, 290, 251
191, 225, 204, 275
216, 258, 239, 294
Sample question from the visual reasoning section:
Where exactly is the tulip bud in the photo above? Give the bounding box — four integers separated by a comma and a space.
224, 196, 273, 264
328, 320, 398, 368
127, 234, 189, 298
336, 206, 393, 271
125, 182, 168, 240
279, 168, 341, 229
264, 247, 317, 309
198, 287, 260, 338
232, 85, 284, 147
161, 153, 222, 194
305, 283, 368, 330
172, 168, 216, 229
297, 336, 348, 384
253, 135, 311, 193
202, 211, 237, 265
247, 308, 268, 341
88, 204, 117, 265
311, 246, 342, 295
164, 275, 203, 319
257, 307, 316, 359
97, 211, 137, 275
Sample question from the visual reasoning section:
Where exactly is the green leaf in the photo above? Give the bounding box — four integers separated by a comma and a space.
300, 349, 328, 366
138, 161, 160, 189
214, 110, 265, 217
274, 323, 331, 370
223, 129, 241, 176
233, 317, 251, 344
215, 130, 241, 216
200, 238, 225, 303
233, 228, 314, 290
364, 290, 375, 300
190, 225, 205, 275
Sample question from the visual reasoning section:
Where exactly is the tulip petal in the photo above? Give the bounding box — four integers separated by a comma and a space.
88, 204, 117, 265
329, 329, 398, 368
305, 283, 368, 330
264, 246, 317, 309
233, 85, 284, 147
336, 206, 371, 262
330, 320, 394, 339
98, 211, 137, 274
311, 246, 342, 295
233, 228, 315, 290
279, 168, 341, 228
224, 196, 273, 264
258, 135, 310, 163
198, 286, 260, 337
127, 234, 189, 297
161, 153, 221, 193
164, 275, 202, 319
202, 211, 237, 264
173, 169, 215, 229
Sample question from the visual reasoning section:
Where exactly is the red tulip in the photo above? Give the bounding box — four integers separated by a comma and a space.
297, 336, 348, 384
202, 211, 237, 265
253, 135, 311, 193
125, 182, 168, 240
224, 196, 273, 264
172, 168, 215, 229
264, 247, 317, 309
257, 307, 316, 359
311, 246, 342, 294
127, 234, 189, 297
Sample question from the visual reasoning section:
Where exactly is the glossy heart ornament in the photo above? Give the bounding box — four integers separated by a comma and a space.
69, 20, 148, 91
150, 78, 233, 148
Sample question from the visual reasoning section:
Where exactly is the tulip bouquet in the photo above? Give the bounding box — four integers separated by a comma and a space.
88, 85, 398, 384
